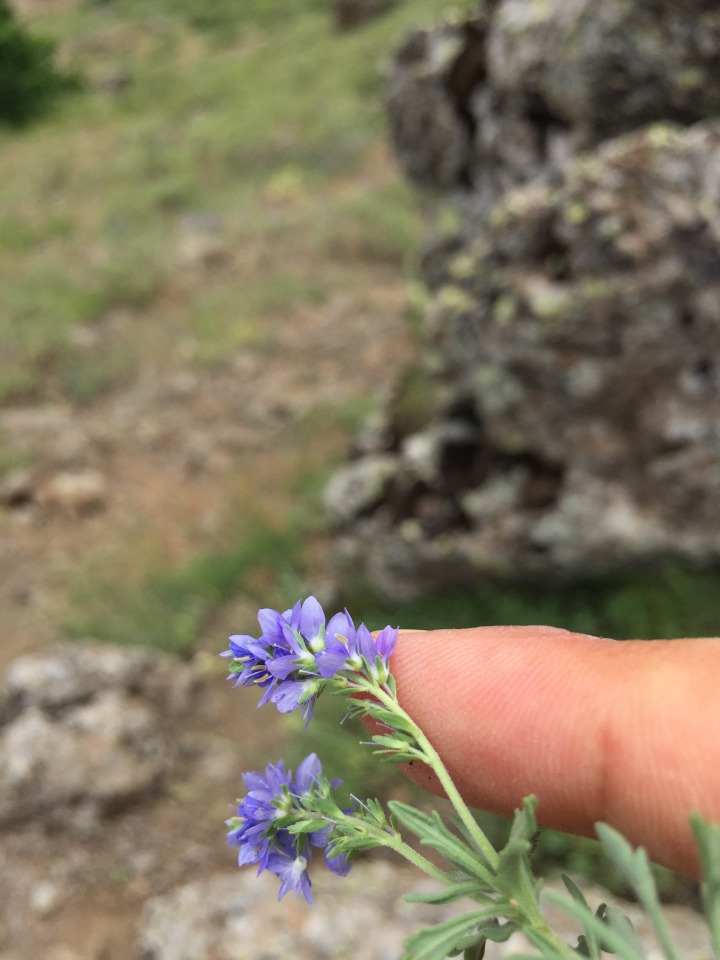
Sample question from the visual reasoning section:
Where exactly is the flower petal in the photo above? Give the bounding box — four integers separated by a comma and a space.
375, 625, 398, 659
300, 596, 325, 640
295, 752, 321, 793
324, 847, 352, 877
315, 651, 348, 678
266, 655, 298, 680
271, 680, 305, 713
326, 611, 353, 646
257, 608, 282, 637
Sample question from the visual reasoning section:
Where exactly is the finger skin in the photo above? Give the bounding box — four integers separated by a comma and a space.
388, 626, 720, 878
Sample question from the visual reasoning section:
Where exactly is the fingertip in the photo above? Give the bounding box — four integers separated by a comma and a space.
387, 626, 720, 877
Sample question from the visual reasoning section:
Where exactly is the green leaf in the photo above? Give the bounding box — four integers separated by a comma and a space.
691, 813, 720, 958
595, 823, 680, 960
405, 881, 491, 906
389, 802, 495, 885
462, 941, 486, 960
508, 795, 539, 844
507, 953, 571, 960
560, 875, 601, 960
472, 918, 516, 944
399, 911, 496, 960
495, 798, 540, 904
544, 891, 643, 960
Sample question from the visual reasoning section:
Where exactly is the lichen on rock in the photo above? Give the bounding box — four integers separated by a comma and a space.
328, 0, 720, 597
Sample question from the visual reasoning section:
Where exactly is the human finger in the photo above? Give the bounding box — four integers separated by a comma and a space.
386, 626, 720, 878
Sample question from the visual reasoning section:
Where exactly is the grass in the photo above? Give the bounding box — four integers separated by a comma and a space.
66, 519, 306, 656
351, 563, 720, 640
2, 0, 472, 405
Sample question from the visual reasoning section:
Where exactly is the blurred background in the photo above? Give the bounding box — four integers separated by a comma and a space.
1, 0, 719, 957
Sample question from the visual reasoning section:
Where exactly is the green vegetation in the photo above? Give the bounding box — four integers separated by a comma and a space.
0, 0, 476, 405
6, 0, 715, 902
353, 563, 720, 641
0, 0, 80, 126
66, 520, 305, 655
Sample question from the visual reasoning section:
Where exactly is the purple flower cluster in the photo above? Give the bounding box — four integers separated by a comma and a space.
222, 596, 398, 722
227, 753, 350, 903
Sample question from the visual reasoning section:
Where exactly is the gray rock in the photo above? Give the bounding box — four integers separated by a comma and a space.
0, 695, 162, 826
36, 470, 107, 515
136, 862, 471, 960
330, 0, 720, 596
0, 644, 197, 827
386, 0, 720, 199
323, 455, 399, 523
135, 864, 711, 960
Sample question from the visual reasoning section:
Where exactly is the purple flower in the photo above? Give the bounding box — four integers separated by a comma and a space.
317, 615, 398, 683
226, 753, 351, 903
223, 597, 399, 719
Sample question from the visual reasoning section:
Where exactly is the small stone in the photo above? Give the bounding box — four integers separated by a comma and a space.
0, 469, 36, 509
29, 881, 62, 918
37, 470, 107, 515
323, 455, 399, 523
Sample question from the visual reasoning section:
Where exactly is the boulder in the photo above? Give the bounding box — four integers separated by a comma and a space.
0, 644, 197, 828
329, 0, 720, 595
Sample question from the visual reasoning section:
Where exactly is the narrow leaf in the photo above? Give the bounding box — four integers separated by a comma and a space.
545, 891, 643, 960
596, 823, 680, 960
389, 802, 494, 886
473, 918, 517, 944
405, 881, 491, 906
400, 911, 496, 960
462, 941, 486, 960
691, 814, 720, 958
561, 875, 601, 960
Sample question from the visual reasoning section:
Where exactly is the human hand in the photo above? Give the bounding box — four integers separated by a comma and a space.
388, 626, 720, 878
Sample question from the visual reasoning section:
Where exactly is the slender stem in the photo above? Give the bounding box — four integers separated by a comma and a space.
341, 673, 577, 958
367, 682, 500, 870
334, 811, 451, 885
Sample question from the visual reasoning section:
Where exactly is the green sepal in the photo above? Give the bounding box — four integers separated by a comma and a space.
328, 832, 385, 855
353, 700, 419, 739
389, 801, 494, 885
595, 823, 680, 960
399, 910, 498, 960
691, 813, 720, 957
372, 733, 419, 752
364, 797, 389, 828
374, 750, 423, 764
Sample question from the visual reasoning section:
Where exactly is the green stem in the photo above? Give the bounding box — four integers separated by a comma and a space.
341, 674, 577, 958
368, 682, 500, 871
335, 811, 451, 886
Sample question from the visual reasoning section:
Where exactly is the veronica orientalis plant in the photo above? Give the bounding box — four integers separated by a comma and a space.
222, 596, 720, 960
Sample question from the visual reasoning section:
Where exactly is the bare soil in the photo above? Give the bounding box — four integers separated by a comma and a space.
0, 144, 413, 959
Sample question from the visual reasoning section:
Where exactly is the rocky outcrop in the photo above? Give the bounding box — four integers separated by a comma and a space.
328, 0, 720, 597
387, 0, 720, 199
0, 643, 197, 828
